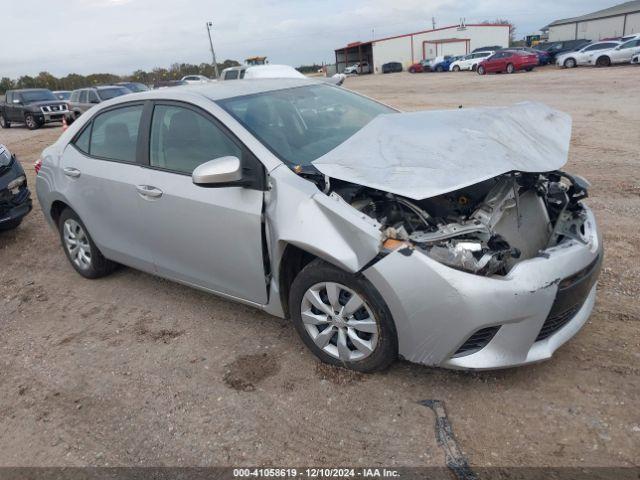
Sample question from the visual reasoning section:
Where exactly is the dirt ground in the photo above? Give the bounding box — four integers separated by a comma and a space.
0, 65, 638, 468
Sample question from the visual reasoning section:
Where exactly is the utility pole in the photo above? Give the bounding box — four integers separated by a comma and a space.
431, 16, 436, 30
206, 21, 219, 79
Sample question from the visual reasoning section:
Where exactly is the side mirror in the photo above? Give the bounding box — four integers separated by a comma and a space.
192, 156, 242, 186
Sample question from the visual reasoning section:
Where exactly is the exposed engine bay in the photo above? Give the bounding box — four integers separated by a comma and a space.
327, 171, 590, 276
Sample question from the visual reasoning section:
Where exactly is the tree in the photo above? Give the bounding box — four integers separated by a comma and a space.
0, 77, 15, 95
483, 19, 516, 45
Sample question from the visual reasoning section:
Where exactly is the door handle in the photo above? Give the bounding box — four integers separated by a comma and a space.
63, 167, 81, 178
136, 185, 163, 198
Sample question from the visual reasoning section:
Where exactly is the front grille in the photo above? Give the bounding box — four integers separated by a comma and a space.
41, 104, 66, 113
453, 326, 501, 357
536, 255, 602, 342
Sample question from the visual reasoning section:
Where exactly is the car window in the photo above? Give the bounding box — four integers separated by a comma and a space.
89, 105, 143, 162
70, 91, 79, 102
97, 87, 129, 101
88, 90, 99, 103
225, 70, 239, 80
80, 91, 88, 103
149, 104, 242, 174
6, 92, 13, 103
239, 69, 246, 79
73, 124, 91, 154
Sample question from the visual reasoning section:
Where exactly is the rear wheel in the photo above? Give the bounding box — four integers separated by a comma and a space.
0, 114, 10, 129
436, 65, 444, 72
24, 113, 41, 130
477, 65, 486, 75
58, 208, 116, 279
596, 56, 611, 67
506, 63, 515, 74
289, 259, 398, 372
409, 67, 416, 73
564, 58, 577, 68
525, 67, 534, 72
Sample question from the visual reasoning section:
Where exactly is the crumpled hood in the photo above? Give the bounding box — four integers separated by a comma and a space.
312, 101, 572, 200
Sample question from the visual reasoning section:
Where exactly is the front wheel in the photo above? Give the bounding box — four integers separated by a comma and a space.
289, 259, 398, 372
0, 114, 10, 129
58, 208, 116, 279
409, 67, 416, 73
452, 65, 460, 72
506, 63, 515, 74
24, 113, 41, 130
436, 65, 444, 72
564, 58, 577, 68
477, 65, 486, 75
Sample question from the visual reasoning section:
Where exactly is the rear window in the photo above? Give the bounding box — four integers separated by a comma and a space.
225, 70, 239, 80
89, 105, 143, 162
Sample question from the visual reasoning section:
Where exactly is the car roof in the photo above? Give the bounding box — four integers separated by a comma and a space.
102, 78, 321, 103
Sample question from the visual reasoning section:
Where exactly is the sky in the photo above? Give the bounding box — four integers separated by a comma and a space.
0, 0, 620, 78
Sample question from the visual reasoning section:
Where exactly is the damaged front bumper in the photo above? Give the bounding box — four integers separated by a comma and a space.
363, 205, 602, 370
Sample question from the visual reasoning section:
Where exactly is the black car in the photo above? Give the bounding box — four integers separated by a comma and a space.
535, 39, 592, 61
0, 144, 31, 231
0, 89, 69, 130
381, 62, 403, 73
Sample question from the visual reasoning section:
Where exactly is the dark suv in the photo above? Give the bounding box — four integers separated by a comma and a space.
0, 89, 69, 130
67, 86, 130, 122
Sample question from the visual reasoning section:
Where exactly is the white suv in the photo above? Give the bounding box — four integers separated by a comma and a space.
449, 51, 494, 71
556, 41, 621, 68
587, 38, 640, 66
344, 62, 371, 75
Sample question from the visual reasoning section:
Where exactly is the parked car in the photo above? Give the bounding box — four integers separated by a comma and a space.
477, 50, 538, 75
450, 51, 494, 71
555, 41, 621, 68
586, 38, 640, 66
67, 86, 131, 122
0, 144, 31, 231
181, 75, 211, 84
35, 80, 602, 372
0, 89, 69, 130
221, 65, 248, 80
472, 45, 503, 53
117, 82, 150, 93
408, 59, 430, 73
509, 47, 551, 65
53, 90, 71, 101
153, 80, 188, 89
431, 56, 463, 72
536, 39, 591, 62
381, 62, 403, 73
344, 62, 371, 74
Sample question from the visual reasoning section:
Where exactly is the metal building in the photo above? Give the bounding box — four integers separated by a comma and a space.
542, 0, 640, 42
334, 23, 510, 74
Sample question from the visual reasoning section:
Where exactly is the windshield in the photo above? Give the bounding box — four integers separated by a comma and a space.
122, 83, 149, 92
20, 90, 57, 103
97, 87, 130, 101
218, 84, 395, 167
55, 92, 71, 100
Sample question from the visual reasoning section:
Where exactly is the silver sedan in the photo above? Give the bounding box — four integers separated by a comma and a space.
35, 79, 602, 372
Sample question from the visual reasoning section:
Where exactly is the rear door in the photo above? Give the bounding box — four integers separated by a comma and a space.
136, 101, 268, 304
60, 102, 153, 271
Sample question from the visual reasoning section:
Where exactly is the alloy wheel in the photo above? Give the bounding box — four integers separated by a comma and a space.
565, 58, 576, 68
0, 115, 6, 128
300, 282, 379, 362
63, 219, 92, 270
25, 115, 36, 129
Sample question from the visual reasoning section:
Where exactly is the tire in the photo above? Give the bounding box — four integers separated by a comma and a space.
57, 208, 116, 279
452, 65, 460, 72
471, 64, 477, 72
24, 113, 41, 130
596, 56, 611, 67
564, 58, 577, 68
289, 259, 398, 373
436, 65, 444, 72
525, 67, 534, 72
0, 113, 10, 129
409, 67, 416, 73
0, 218, 22, 231
506, 63, 515, 74
477, 65, 486, 75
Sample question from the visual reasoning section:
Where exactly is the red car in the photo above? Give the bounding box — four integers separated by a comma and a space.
408, 60, 429, 73
477, 50, 538, 75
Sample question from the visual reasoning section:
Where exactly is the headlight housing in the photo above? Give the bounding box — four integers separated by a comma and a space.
7, 175, 26, 190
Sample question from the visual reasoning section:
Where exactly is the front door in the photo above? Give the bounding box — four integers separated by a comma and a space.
60, 102, 154, 272
138, 102, 268, 304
